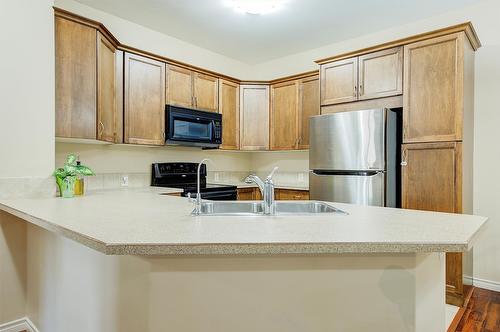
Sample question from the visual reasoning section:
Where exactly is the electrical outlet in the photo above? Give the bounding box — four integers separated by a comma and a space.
214, 173, 220, 181
298, 173, 305, 182
121, 175, 129, 187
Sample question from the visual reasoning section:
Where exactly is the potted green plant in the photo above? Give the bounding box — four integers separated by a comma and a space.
53, 154, 95, 198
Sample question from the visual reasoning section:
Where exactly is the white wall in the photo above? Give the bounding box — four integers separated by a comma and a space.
55, 143, 252, 173
53, 0, 251, 79
0, 0, 55, 178
250, 151, 309, 173
0, 0, 54, 325
252, 0, 500, 79
472, 44, 500, 285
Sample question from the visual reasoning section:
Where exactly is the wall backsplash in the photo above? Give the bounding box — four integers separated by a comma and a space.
55, 143, 310, 189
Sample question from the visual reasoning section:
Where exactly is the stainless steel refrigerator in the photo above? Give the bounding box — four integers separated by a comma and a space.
309, 108, 398, 207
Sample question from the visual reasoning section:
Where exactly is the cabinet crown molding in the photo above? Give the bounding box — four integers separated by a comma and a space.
315, 22, 481, 65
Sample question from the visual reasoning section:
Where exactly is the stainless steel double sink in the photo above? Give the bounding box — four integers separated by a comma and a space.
192, 200, 348, 216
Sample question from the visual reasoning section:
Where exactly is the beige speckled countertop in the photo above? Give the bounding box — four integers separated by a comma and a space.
0, 187, 487, 255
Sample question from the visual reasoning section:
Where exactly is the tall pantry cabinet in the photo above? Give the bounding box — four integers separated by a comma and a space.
401, 31, 477, 306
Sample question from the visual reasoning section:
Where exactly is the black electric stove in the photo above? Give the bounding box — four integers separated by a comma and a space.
151, 162, 237, 200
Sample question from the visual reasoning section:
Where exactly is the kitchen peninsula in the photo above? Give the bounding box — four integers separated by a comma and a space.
0, 189, 486, 332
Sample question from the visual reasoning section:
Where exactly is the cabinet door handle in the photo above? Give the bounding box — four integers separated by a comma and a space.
359, 84, 363, 95
98, 121, 104, 136
401, 150, 408, 166
353, 85, 357, 97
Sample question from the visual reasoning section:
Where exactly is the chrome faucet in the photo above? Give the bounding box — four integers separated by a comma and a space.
244, 167, 278, 215
191, 158, 210, 215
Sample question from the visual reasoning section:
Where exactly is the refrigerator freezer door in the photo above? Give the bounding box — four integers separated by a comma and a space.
309, 109, 386, 171
309, 171, 385, 206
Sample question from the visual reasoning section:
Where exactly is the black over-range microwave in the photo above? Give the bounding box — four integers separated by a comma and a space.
165, 105, 222, 148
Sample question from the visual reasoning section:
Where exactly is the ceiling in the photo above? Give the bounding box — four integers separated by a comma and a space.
74, 0, 481, 64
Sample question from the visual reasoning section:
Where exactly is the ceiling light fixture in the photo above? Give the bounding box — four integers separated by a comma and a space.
227, 0, 285, 15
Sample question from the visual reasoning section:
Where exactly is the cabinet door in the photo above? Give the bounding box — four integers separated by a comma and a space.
237, 188, 255, 200
270, 81, 299, 150
402, 142, 461, 212
401, 142, 463, 305
320, 58, 358, 106
240, 85, 270, 151
276, 189, 310, 200
166, 65, 193, 108
124, 53, 165, 145
96, 32, 117, 143
403, 33, 464, 143
55, 17, 96, 139
358, 47, 403, 100
219, 80, 240, 150
194, 73, 218, 112
298, 76, 319, 149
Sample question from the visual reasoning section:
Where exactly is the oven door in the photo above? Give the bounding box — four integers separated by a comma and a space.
166, 105, 222, 147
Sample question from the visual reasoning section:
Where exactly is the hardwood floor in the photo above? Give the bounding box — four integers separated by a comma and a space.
452, 287, 500, 332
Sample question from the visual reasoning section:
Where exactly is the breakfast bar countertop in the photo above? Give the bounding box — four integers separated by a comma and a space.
0, 187, 487, 256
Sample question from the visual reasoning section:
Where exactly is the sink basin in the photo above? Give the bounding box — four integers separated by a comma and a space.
192, 201, 347, 216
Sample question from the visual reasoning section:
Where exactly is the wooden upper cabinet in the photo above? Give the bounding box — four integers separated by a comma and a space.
55, 16, 97, 139
240, 85, 270, 151
219, 80, 240, 150
166, 65, 218, 112
298, 75, 319, 149
193, 73, 218, 112
96, 32, 117, 143
270, 81, 299, 150
358, 47, 403, 100
166, 65, 193, 108
124, 53, 166, 146
401, 142, 461, 213
403, 33, 466, 143
320, 58, 358, 105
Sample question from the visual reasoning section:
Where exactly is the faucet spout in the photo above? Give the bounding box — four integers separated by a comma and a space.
244, 174, 265, 193
244, 167, 278, 215
193, 158, 211, 215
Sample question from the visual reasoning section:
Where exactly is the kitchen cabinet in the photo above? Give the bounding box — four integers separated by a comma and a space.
298, 75, 320, 149
270, 75, 319, 151
320, 58, 358, 105
402, 142, 461, 213
124, 52, 166, 145
239, 85, 270, 151
358, 47, 403, 100
237, 188, 309, 201
194, 73, 219, 112
55, 17, 122, 143
166, 65, 218, 112
403, 33, 471, 143
166, 65, 193, 108
276, 189, 309, 200
237, 188, 257, 200
219, 80, 240, 150
270, 81, 299, 150
55, 16, 97, 139
401, 142, 468, 306
96, 32, 118, 143
320, 47, 402, 106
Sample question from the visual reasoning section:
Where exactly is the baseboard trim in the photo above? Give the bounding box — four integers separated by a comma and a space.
473, 277, 500, 292
464, 275, 500, 292
0, 317, 39, 332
